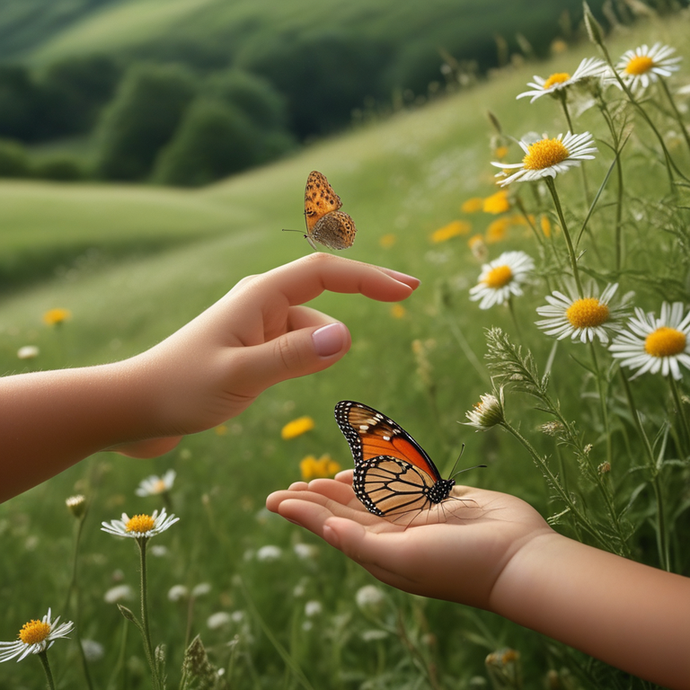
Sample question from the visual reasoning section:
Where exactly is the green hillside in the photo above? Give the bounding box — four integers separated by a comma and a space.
0, 11, 689, 689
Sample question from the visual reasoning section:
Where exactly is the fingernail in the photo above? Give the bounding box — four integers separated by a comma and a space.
312, 323, 347, 357
387, 269, 421, 288
323, 524, 341, 549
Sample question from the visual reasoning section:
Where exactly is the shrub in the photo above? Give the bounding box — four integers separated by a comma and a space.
152, 99, 261, 187
0, 138, 30, 177
94, 63, 197, 181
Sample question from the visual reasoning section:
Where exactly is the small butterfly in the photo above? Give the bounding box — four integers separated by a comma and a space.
334, 400, 461, 522
284, 171, 357, 251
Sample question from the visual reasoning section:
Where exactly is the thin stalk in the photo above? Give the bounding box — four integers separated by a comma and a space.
618, 369, 669, 571
501, 418, 607, 548
64, 517, 95, 690
544, 177, 584, 296
559, 93, 591, 204
507, 296, 523, 342
658, 77, 690, 157
37, 651, 56, 690
597, 98, 626, 273
668, 375, 690, 456
136, 538, 160, 690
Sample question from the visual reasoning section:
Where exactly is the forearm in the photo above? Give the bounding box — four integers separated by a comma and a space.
491, 532, 690, 689
0, 356, 159, 502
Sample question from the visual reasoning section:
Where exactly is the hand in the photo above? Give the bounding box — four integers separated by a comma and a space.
132, 254, 420, 441
266, 471, 552, 610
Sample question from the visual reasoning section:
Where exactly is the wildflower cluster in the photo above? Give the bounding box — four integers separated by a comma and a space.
458, 23, 690, 608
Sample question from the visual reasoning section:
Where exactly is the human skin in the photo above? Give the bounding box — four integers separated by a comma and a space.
0, 254, 419, 503
267, 473, 690, 690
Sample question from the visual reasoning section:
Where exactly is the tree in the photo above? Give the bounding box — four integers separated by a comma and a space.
152, 99, 262, 187
94, 63, 197, 181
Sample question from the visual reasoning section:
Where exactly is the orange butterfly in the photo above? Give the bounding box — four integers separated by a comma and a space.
335, 401, 457, 521
298, 171, 357, 250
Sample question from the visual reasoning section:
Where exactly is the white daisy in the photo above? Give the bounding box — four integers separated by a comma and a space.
609, 302, 690, 380
615, 42, 681, 91
135, 469, 176, 497
0, 609, 73, 663
492, 132, 597, 186
469, 251, 534, 310
101, 507, 179, 540
517, 57, 607, 103
536, 282, 632, 344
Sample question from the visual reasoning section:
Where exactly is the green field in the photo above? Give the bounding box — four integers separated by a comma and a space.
0, 13, 689, 689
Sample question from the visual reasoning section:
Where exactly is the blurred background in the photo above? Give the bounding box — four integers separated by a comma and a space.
0, 0, 608, 187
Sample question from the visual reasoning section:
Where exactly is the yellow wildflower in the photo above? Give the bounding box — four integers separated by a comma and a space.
300, 454, 341, 481
43, 308, 72, 326
461, 197, 484, 213
493, 146, 509, 160
482, 190, 511, 215
431, 220, 471, 243
390, 304, 406, 319
281, 416, 315, 440
486, 218, 511, 244
379, 233, 397, 248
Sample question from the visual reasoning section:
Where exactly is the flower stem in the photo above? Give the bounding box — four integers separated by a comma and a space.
559, 93, 591, 205
544, 177, 584, 296
501, 419, 606, 548
137, 538, 161, 690
659, 77, 690, 158
37, 651, 56, 690
618, 369, 670, 571
668, 375, 690, 456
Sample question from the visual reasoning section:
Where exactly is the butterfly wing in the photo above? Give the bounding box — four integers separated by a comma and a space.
353, 456, 444, 517
334, 400, 442, 480
335, 401, 454, 518
311, 210, 356, 250
304, 171, 342, 233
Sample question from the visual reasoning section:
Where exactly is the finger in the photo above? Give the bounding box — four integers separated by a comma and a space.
275, 497, 363, 532
251, 254, 420, 307
229, 321, 352, 394
334, 469, 354, 484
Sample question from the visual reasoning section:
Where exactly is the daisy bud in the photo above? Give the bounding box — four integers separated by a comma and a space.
583, 2, 605, 49
465, 390, 505, 431
66, 494, 87, 519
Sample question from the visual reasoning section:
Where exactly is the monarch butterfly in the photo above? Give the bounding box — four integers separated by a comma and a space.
334, 400, 458, 521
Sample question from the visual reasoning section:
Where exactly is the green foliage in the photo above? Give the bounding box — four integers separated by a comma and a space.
94, 62, 197, 181
0, 65, 44, 142
0, 138, 30, 177
38, 54, 123, 136
153, 99, 262, 187
237, 30, 392, 138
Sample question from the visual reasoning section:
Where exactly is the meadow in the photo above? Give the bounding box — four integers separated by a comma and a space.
1, 10, 690, 690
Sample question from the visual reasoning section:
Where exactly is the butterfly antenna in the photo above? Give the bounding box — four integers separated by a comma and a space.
448, 445, 487, 480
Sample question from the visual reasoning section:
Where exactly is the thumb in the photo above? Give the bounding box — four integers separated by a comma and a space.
234, 322, 351, 393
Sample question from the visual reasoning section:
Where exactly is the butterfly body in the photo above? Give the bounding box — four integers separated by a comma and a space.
335, 400, 455, 520
303, 171, 356, 250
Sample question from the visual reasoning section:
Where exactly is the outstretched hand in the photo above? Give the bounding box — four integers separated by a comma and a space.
119, 254, 420, 455
266, 471, 552, 610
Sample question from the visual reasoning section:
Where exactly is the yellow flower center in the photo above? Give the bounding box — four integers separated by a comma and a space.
483, 265, 513, 288
625, 55, 654, 76
523, 138, 569, 170
19, 620, 51, 645
542, 72, 571, 89
126, 514, 156, 533
153, 479, 167, 493
644, 327, 687, 358
565, 298, 610, 329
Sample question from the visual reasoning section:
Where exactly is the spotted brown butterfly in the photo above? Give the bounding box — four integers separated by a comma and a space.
284, 171, 356, 250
